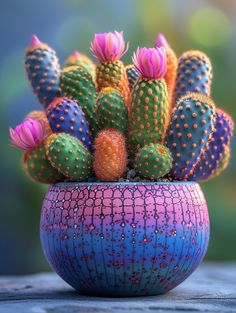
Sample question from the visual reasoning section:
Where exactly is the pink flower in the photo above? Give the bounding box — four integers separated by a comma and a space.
154, 33, 169, 49
9, 118, 46, 151
27, 34, 44, 50
72, 50, 81, 57
132, 47, 167, 79
90, 31, 128, 61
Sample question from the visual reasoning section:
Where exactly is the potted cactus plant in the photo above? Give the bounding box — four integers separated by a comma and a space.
9, 31, 234, 297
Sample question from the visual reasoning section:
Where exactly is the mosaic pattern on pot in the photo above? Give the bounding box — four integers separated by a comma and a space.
40, 182, 209, 296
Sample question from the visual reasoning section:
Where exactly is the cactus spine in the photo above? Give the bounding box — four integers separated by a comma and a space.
173, 50, 213, 105
46, 97, 92, 151
135, 143, 173, 180
46, 133, 92, 181
59, 65, 98, 135
96, 87, 128, 132
93, 129, 127, 181
25, 35, 61, 108
165, 93, 216, 180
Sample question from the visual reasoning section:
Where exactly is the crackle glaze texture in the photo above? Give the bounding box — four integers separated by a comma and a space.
40, 182, 209, 296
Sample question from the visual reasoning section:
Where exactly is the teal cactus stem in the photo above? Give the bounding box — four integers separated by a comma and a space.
173, 50, 212, 105
25, 35, 61, 108
165, 93, 216, 180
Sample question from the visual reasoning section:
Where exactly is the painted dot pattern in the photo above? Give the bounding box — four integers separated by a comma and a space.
40, 182, 209, 296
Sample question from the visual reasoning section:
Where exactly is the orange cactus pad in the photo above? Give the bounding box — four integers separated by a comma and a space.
93, 129, 127, 182
164, 48, 178, 107
155, 33, 178, 108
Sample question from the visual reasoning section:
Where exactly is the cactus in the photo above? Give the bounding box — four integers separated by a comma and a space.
22, 143, 64, 184
25, 110, 52, 136
155, 33, 178, 108
46, 133, 92, 181
173, 50, 213, 105
135, 143, 173, 180
93, 129, 127, 181
165, 93, 216, 180
25, 35, 61, 108
125, 64, 140, 90
65, 50, 96, 81
90, 31, 130, 108
189, 107, 234, 181
128, 47, 169, 156
96, 87, 128, 132
211, 144, 231, 179
59, 65, 98, 136
10, 118, 62, 184
46, 97, 92, 151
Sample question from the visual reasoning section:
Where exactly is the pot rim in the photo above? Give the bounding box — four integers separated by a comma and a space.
53, 181, 198, 187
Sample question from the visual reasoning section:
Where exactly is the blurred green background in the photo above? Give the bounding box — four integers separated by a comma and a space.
0, 0, 236, 274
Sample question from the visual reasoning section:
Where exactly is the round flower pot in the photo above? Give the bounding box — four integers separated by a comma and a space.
40, 181, 209, 297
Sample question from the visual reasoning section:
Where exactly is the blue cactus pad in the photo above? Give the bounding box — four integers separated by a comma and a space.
47, 97, 92, 151
165, 93, 216, 180
173, 51, 212, 105
25, 41, 61, 108
189, 107, 234, 181
125, 64, 140, 90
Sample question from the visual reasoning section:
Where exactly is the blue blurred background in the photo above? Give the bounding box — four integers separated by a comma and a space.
0, 0, 236, 274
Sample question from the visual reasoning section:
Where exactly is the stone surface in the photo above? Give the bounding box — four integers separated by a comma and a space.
0, 263, 236, 313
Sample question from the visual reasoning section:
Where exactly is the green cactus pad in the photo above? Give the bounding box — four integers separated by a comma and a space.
96, 87, 128, 132
60, 66, 98, 136
22, 143, 64, 184
135, 143, 173, 180
129, 77, 169, 153
65, 52, 95, 80
46, 133, 92, 181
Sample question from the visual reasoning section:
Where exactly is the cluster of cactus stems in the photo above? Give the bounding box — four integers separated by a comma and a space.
9, 31, 234, 184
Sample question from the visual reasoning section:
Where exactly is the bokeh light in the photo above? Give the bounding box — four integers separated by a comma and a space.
188, 7, 231, 47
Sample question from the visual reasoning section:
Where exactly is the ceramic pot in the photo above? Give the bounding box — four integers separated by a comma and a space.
40, 182, 209, 296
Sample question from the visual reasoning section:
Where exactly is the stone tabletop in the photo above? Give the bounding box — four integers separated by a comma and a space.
0, 262, 236, 313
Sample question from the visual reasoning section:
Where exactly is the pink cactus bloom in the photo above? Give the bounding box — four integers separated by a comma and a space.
132, 47, 167, 79
71, 50, 81, 57
90, 31, 128, 61
9, 118, 46, 151
154, 33, 170, 49
27, 35, 47, 51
